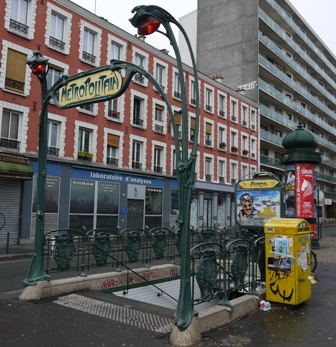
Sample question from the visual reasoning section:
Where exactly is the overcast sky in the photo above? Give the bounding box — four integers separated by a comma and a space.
71, 0, 336, 56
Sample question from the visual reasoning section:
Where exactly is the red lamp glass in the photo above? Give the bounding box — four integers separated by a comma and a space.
137, 16, 161, 35
31, 64, 47, 78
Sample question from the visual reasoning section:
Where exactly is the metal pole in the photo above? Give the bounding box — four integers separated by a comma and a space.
23, 53, 50, 285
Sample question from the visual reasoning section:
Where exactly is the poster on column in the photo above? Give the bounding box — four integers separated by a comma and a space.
296, 163, 314, 219
285, 165, 296, 218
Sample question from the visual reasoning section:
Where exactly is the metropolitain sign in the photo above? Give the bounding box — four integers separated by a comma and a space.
52, 68, 123, 108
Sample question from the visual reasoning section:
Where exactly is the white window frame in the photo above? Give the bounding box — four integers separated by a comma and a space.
152, 98, 167, 135
204, 84, 214, 114
218, 92, 227, 118
5, 0, 37, 40
131, 90, 148, 129
47, 113, 66, 157
130, 134, 147, 170
0, 101, 29, 153
152, 140, 167, 174
79, 20, 102, 66
45, 3, 72, 55
132, 47, 149, 87
153, 58, 168, 92
104, 128, 124, 167
74, 121, 97, 161
230, 97, 238, 122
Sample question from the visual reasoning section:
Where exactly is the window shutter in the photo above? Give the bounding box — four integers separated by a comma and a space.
206, 123, 212, 134
6, 49, 26, 92
107, 134, 119, 147
190, 118, 196, 130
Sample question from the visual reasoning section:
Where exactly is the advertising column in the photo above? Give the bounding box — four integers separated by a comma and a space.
285, 163, 317, 240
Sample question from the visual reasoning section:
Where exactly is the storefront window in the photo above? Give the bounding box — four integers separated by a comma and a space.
32, 176, 60, 213
69, 179, 119, 230
217, 196, 226, 229
145, 187, 162, 228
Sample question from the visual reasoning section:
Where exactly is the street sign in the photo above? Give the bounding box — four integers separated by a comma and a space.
54, 69, 123, 108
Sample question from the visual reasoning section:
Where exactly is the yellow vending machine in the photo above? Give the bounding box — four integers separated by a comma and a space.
264, 218, 312, 305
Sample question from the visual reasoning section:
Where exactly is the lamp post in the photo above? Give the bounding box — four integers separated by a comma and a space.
130, 6, 200, 331
23, 50, 51, 285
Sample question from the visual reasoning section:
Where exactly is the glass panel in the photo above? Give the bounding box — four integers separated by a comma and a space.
97, 182, 119, 214
145, 187, 162, 215
70, 179, 94, 213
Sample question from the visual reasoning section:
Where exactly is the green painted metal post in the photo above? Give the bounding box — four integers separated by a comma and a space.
23, 51, 50, 285
130, 5, 200, 330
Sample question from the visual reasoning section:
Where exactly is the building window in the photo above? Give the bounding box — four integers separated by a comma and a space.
205, 158, 212, 181
50, 12, 65, 51
155, 63, 165, 90
218, 160, 225, 183
231, 131, 238, 153
154, 146, 163, 173
108, 98, 120, 120
145, 187, 163, 228
0, 109, 20, 150
242, 136, 248, 156
205, 87, 213, 112
230, 162, 237, 184
173, 111, 182, 139
5, 49, 26, 93
218, 94, 226, 118
107, 134, 119, 166
132, 140, 143, 170
205, 122, 213, 147
154, 104, 164, 134
190, 117, 196, 142
47, 66, 63, 93
111, 41, 121, 60
47, 121, 59, 156
133, 97, 144, 127
218, 127, 226, 150
251, 109, 256, 130
242, 165, 248, 179
242, 105, 248, 126
190, 80, 196, 105
230, 99, 238, 122
9, 0, 29, 35
82, 28, 96, 64
174, 73, 181, 99
78, 128, 92, 160
251, 138, 256, 159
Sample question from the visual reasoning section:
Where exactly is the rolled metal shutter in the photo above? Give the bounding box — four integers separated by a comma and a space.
0, 179, 21, 245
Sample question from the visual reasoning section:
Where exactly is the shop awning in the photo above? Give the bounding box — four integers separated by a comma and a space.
0, 161, 34, 179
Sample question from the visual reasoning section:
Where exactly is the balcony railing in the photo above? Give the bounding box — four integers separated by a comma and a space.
132, 161, 142, 170
107, 157, 118, 166
49, 36, 65, 51
154, 124, 164, 134
134, 73, 145, 84
9, 19, 28, 35
77, 152, 93, 161
206, 105, 213, 112
205, 174, 212, 182
0, 138, 20, 150
82, 51, 96, 64
47, 147, 59, 156
174, 91, 181, 99
133, 117, 144, 126
108, 110, 120, 119
205, 139, 212, 146
154, 165, 163, 173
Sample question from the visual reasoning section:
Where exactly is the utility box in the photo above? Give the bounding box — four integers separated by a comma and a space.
264, 218, 311, 305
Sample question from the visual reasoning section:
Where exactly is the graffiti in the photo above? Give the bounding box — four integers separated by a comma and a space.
101, 276, 121, 289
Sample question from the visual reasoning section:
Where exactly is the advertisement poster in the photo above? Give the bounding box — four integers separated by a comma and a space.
296, 163, 314, 219
285, 165, 296, 218
236, 189, 281, 227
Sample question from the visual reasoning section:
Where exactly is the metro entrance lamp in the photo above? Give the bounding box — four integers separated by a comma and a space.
24, 51, 51, 285
130, 6, 200, 331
